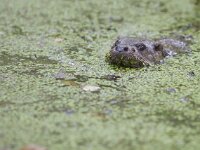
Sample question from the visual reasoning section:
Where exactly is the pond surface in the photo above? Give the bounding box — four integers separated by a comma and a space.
0, 0, 200, 150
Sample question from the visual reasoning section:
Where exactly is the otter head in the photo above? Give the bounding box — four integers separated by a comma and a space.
107, 37, 165, 68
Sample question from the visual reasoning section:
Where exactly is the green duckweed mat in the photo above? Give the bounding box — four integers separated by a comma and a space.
0, 0, 200, 150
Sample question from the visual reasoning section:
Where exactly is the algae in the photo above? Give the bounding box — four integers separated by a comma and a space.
0, 0, 200, 150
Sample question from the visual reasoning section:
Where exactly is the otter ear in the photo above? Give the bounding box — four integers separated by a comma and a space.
112, 38, 121, 48
111, 39, 119, 49
154, 43, 163, 51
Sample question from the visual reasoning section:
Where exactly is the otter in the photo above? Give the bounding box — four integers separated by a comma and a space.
106, 37, 190, 68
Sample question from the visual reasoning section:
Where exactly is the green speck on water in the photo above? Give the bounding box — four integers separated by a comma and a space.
0, 0, 200, 150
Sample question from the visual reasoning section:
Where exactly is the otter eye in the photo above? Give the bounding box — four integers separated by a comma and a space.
123, 47, 129, 51
135, 43, 146, 51
154, 43, 163, 51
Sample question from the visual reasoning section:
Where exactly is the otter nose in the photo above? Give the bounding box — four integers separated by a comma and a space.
116, 46, 129, 52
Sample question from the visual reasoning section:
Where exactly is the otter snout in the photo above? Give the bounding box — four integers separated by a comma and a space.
115, 46, 129, 52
